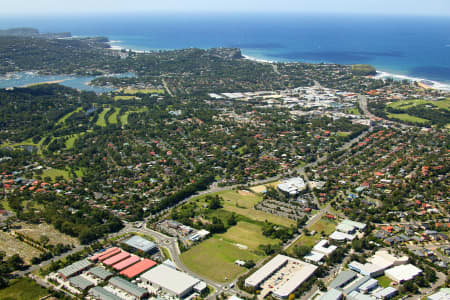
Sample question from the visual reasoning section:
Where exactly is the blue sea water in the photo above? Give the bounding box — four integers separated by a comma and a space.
0, 13, 450, 86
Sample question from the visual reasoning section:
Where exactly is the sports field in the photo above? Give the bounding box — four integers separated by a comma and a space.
387, 98, 450, 111
41, 168, 70, 181
216, 221, 280, 251
181, 236, 262, 283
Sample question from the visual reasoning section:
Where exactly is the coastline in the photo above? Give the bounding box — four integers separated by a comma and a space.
108, 39, 450, 92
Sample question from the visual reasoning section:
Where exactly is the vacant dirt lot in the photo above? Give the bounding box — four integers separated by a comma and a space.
15, 222, 79, 246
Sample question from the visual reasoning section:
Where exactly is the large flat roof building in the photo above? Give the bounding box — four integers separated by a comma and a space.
272, 262, 317, 299
140, 264, 201, 298
246, 254, 317, 299
245, 254, 289, 288
385, 264, 422, 283
124, 235, 157, 253
277, 177, 306, 195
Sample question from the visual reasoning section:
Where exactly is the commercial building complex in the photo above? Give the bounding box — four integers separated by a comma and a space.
140, 264, 201, 298
124, 235, 157, 253
58, 259, 93, 280
385, 264, 422, 283
245, 254, 317, 299
277, 177, 306, 195
120, 258, 157, 279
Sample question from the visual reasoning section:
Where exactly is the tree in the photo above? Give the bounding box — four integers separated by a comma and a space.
293, 245, 311, 258
7, 254, 24, 270
40, 235, 50, 246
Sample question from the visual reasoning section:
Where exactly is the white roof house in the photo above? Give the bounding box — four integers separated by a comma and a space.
330, 231, 356, 241
427, 289, 450, 300
313, 240, 337, 256
340, 220, 366, 230
304, 251, 325, 263
385, 264, 422, 283
140, 264, 200, 298
277, 177, 306, 195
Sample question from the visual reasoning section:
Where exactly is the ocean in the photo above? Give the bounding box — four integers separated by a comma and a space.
1, 13, 450, 87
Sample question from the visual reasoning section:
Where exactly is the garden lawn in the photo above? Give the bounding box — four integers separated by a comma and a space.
216, 221, 280, 251
0, 278, 50, 300
286, 233, 322, 255
181, 237, 262, 283
377, 275, 392, 288
309, 218, 337, 235
41, 168, 70, 181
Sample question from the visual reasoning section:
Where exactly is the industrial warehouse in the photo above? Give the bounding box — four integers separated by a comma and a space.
46, 235, 205, 299
245, 254, 317, 299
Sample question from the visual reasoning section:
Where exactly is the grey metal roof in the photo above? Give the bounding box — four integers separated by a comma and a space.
90, 286, 124, 300
89, 266, 113, 280
319, 288, 343, 300
68, 275, 94, 290
329, 270, 357, 289
109, 276, 147, 297
124, 235, 157, 252
59, 259, 93, 278
344, 276, 371, 295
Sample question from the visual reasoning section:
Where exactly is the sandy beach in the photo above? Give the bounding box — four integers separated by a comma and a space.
23, 79, 67, 87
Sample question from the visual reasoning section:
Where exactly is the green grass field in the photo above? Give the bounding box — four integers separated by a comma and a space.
96, 107, 110, 127
41, 168, 70, 181
387, 113, 428, 124
346, 108, 360, 115
192, 190, 295, 227
108, 107, 119, 124
337, 131, 351, 137
65, 132, 86, 149
122, 88, 165, 95
0, 278, 50, 300
377, 275, 392, 288
309, 218, 337, 235
217, 221, 280, 251
387, 99, 450, 111
119, 107, 148, 125
286, 233, 322, 255
56, 107, 83, 125
181, 237, 262, 283
114, 95, 139, 101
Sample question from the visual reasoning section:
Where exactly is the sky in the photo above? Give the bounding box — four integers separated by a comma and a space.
2, 0, 450, 16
